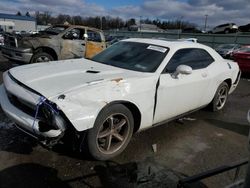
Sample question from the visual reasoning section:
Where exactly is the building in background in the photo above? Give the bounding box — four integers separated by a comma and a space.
0, 13, 36, 33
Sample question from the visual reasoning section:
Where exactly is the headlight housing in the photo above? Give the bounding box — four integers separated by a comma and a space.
38, 101, 66, 132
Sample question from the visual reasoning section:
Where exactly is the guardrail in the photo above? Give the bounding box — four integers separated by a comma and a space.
177, 159, 248, 188
105, 31, 250, 48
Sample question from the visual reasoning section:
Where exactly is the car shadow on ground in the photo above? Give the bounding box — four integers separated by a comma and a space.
0, 108, 38, 154
0, 163, 71, 188
204, 119, 249, 136
0, 126, 37, 154
0, 60, 15, 72
63, 159, 207, 188
0, 160, 207, 188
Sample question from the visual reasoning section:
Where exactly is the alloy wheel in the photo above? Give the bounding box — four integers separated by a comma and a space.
35, 56, 50, 62
216, 86, 228, 110
96, 113, 130, 155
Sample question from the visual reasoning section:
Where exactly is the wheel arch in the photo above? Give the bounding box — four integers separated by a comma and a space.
223, 78, 232, 90
98, 100, 142, 133
32, 46, 58, 61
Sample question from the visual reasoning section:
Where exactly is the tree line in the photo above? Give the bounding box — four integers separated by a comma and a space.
16, 11, 196, 30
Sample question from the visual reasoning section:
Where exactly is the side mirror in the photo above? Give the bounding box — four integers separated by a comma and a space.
172, 65, 192, 79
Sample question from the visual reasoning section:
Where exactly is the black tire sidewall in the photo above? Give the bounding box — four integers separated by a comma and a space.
31, 52, 54, 63
87, 104, 134, 160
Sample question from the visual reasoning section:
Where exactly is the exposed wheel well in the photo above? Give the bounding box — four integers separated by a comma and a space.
34, 47, 58, 61
102, 101, 142, 133
223, 78, 232, 90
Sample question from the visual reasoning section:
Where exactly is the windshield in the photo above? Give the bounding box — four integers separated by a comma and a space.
92, 41, 169, 72
42, 25, 69, 35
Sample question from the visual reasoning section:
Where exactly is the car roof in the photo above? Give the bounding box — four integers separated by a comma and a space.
122, 38, 207, 50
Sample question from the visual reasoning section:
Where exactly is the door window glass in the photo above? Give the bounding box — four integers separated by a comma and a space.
87, 30, 102, 42
63, 28, 85, 40
164, 48, 214, 73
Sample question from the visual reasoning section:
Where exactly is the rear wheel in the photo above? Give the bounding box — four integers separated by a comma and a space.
31, 52, 54, 63
87, 104, 134, 160
210, 82, 229, 111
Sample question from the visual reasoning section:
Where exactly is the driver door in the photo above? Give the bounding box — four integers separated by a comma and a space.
61, 28, 86, 59
85, 29, 106, 59
153, 48, 214, 124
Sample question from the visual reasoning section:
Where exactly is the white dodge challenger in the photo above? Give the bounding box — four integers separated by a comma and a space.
0, 38, 241, 160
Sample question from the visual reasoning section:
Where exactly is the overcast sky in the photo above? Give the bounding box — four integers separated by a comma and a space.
0, 0, 250, 28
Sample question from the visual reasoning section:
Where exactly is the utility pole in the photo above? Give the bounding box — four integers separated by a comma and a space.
204, 15, 208, 32
140, 16, 142, 32
100, 17, 103, 30
178, 16, 183, 39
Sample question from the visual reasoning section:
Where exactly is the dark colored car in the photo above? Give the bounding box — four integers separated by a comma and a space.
232, 45, 250, 73
182, 27, 202, 33
215, 44, 242, 59
239, 23, 250, 32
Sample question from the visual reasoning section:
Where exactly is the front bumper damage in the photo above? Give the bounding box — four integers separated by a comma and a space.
1, 46, 33, 63
0, 72, 69, 146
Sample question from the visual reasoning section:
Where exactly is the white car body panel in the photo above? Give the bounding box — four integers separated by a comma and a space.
0, 38, 240, 138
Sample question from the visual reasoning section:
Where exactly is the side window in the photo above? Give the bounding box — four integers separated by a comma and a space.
87, 30, 102, 42
63, 28, 85, 40
164, 48, 214, 73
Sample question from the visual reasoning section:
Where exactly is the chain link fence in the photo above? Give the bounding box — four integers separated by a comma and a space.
105, 31, 250, 48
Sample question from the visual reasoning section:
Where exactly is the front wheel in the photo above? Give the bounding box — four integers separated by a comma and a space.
30, 52, 54, 63
210, 82, 229, 111
87, 104, 134, 160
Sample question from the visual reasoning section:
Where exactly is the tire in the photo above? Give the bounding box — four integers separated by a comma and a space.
224, 29, 230, 34
87, 104, 134, 160
30, 52, 54, 63
210, 82, 229, 112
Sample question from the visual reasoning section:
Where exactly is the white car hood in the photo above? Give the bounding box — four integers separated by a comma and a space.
9, 58, 142, 99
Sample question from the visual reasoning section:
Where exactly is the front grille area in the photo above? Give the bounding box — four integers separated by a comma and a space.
6, 89, 56, 124
7, 91, 37, 117
4, 34, 17, 48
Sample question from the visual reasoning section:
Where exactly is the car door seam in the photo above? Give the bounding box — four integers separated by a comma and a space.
153, 77, 160, 120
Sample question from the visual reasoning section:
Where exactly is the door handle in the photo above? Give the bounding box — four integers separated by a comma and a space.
81, 43, 85, 46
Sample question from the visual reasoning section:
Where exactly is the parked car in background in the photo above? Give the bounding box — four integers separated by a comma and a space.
215, 44, 242, 59
210, 23, 238, 34
29, 30, 39, 35
232, 45, 250, 73
0, 38, 240, 160
238, 23, 250, 32
182, 27, 202, 33
1, 25, 106, 63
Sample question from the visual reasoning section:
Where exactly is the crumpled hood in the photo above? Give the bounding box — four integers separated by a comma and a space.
18, 35, 54, 48
8, 58, 142, 99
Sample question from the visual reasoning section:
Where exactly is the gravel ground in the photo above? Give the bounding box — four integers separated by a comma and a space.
0, 53, 249, 188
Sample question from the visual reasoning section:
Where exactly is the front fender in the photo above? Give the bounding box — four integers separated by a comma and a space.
54, 99, 106, 132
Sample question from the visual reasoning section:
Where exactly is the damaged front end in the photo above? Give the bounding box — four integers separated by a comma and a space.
0, 72, 72, 148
